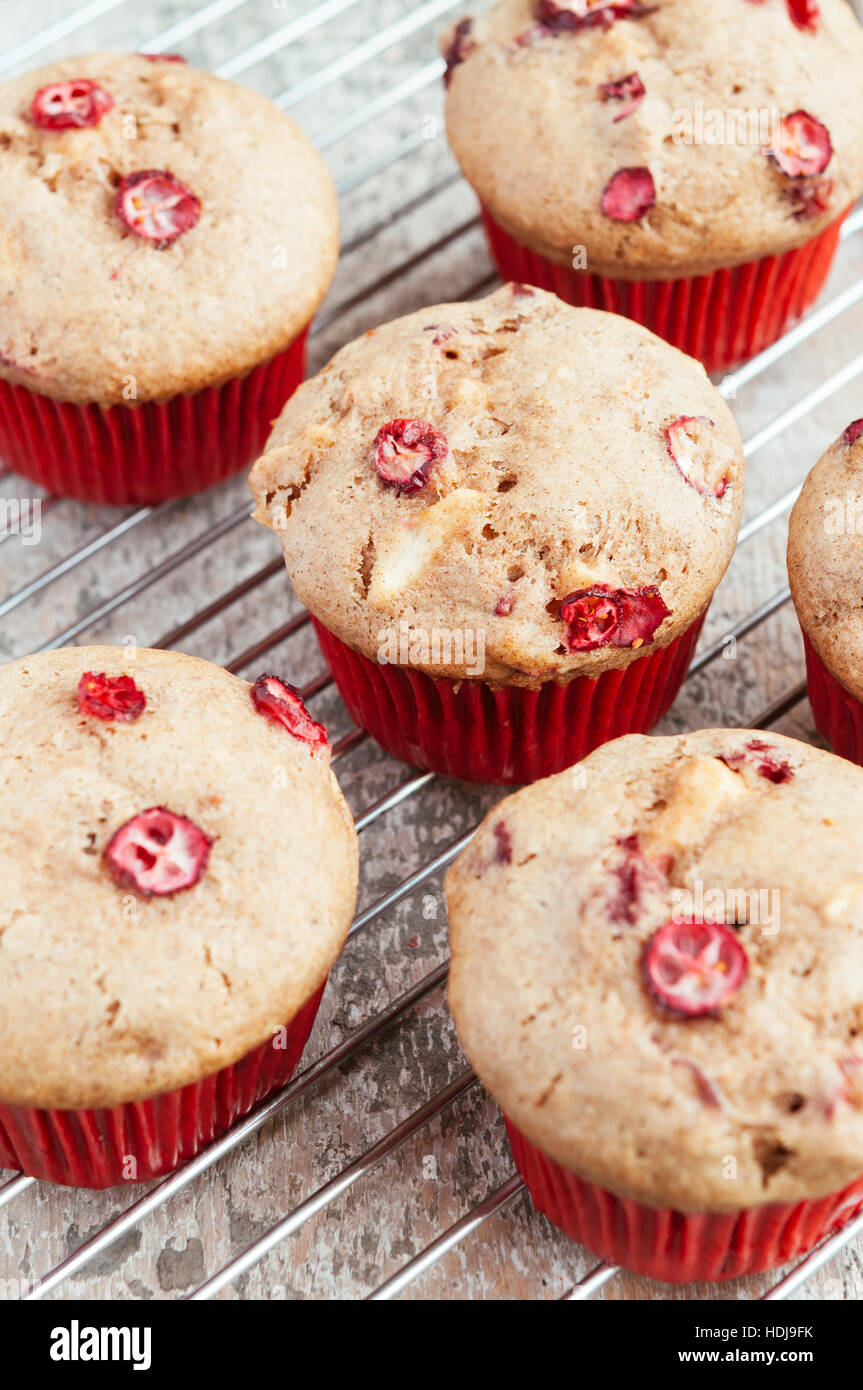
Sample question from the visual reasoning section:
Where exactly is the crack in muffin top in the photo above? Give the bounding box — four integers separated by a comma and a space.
447, 729, 863, 1212
250, 286, 744, 686
0, 54, 338, 405
442, 0, 863, 278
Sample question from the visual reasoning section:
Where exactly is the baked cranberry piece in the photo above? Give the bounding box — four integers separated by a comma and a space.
372, 419, 448, 494
31, 79, 114, 131
598, 72, 645, 122
138, 53, 187, 62
787, 175, 833, 221
443, 18, 476, 85
665, 416, 728, 499
721, 739, 793, 784
494, 820, 513, 865
786, 0, 820, 32
560, 584, 669, 653
251, 674, 329, 749
104, 807, 212, 897
600, 166, 656, 222
671, 1057, 725, 1109
607, 834, 668, 926
843, 419, 863, 447
767, 111, 832, 178
78, 671, 146, 722
537, 1, 655, 33
115, 170, 201, 248
643, 920, 749, 1018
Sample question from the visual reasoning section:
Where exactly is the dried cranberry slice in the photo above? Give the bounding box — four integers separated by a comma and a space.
104, 807, 212, 897
443, 18, 476, 85
251, 674, 329, 749
600, 166, 656, 222
537, 1, 655, 33
78, 671, 146, 722
598, 72, 645, 122
560, 583, 669, 653
767, 111, 832, 178
31, 79, 114, 131
665, 416, 728, 499
372, 418, 448, 494
843, 419, 863, 447
786, 0, 820, 32
643, 920, 749, 1018
115, 170, 201, 247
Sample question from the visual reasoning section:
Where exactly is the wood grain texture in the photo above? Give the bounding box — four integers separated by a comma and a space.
1, 0, 863, 1302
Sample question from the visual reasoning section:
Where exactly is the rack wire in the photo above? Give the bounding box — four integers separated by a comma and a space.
2, 0, 863, 1301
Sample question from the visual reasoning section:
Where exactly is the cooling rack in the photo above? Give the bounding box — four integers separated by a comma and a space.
2, 0, 863, 1302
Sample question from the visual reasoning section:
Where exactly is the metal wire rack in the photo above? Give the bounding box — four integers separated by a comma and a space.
2, 0, 863, 1301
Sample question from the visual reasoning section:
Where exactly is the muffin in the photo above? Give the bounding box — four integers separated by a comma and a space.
788, 419, 863, 764
0, 53, 338, 504
249, 285, 745, 785
441, 0, 863, 373
0, 646, 358, 1187
447, 728, 863, 1282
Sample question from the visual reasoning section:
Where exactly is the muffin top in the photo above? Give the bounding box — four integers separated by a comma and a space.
442, 0, 863, 278
447, 728, 863, 1212
250, 286, 744, 687
788, 420, 863, 703
0, 53, 338, 405
0, 646, 358, 1109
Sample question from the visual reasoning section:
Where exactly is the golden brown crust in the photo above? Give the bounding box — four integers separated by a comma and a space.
0, 54, 338, 405
443, 0, 863, 279
788, 425, 863, 704
0, 646, 358, 1109
447, 730, 863, 1212
250, 287, 744, 686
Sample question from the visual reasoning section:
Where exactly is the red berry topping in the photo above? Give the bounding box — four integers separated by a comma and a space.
600, 166, 656, 222
537, 1, 655, 33
443, 18, 476, 85
104, 807, 212, 897
643, 920, 749, 1019
665, 416, 728, 499
598, 72, 645, 122
560, 584, 669, 653
786, 0, 820, 32
31, 79, 114, 131
372, 419, 448, 494
844, 419, 863, 447
78, 671, 146, 723
251, 674, 329, 749
721, 739, 793, 784
115, 170, 201, 248
767, 111, 832, 178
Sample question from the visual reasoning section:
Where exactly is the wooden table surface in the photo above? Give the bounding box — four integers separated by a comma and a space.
2, 0, 863, 1302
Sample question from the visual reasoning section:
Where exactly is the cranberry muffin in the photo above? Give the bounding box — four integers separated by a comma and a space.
442, 0, 863, 371
250, 285, 744, 784
788, 419, 863, 764
0, 53, 338, 503
447, 728, 863, 1281
0, 646, 358, 1187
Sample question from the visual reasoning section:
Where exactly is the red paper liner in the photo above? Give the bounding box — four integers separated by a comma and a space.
481, 206, 846, 374
803, 632, 863, 766
506, 1119, 863, 1283
0, 982, 325, 1189
312, 611, 706, 785
0, 328, 309, 506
